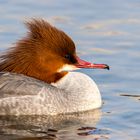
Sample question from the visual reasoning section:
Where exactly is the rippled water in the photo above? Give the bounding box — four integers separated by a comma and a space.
0, 0, 140, 139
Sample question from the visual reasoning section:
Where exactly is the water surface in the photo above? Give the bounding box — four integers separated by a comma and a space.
0, 0, 140, 139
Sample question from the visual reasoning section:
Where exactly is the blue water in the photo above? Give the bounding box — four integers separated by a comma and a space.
0, 0, 140, 139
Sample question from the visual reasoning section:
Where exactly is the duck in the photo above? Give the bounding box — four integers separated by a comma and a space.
0, 19, 109, 115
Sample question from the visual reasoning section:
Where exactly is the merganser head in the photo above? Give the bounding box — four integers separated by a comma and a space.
0, 19, 109, 83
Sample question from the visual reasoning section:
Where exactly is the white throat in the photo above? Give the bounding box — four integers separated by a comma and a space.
57, 64, 80, 72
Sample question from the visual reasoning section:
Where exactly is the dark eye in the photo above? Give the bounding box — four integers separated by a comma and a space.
65, 54, 71, 60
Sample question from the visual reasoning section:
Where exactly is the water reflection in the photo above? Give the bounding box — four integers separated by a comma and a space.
120, 94, 140, 101
0, 109, 110, 140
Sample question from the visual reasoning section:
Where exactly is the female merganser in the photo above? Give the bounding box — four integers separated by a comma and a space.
0, 19, 109, 115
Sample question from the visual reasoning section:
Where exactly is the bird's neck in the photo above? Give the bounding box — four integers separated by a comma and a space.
44, 72, 68, 83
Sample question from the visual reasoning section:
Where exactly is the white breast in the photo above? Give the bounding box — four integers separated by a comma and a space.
0, 72, 102, 115
52, 72, 102, 112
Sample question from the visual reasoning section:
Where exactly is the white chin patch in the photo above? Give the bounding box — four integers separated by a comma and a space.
57, 64, 79, 72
